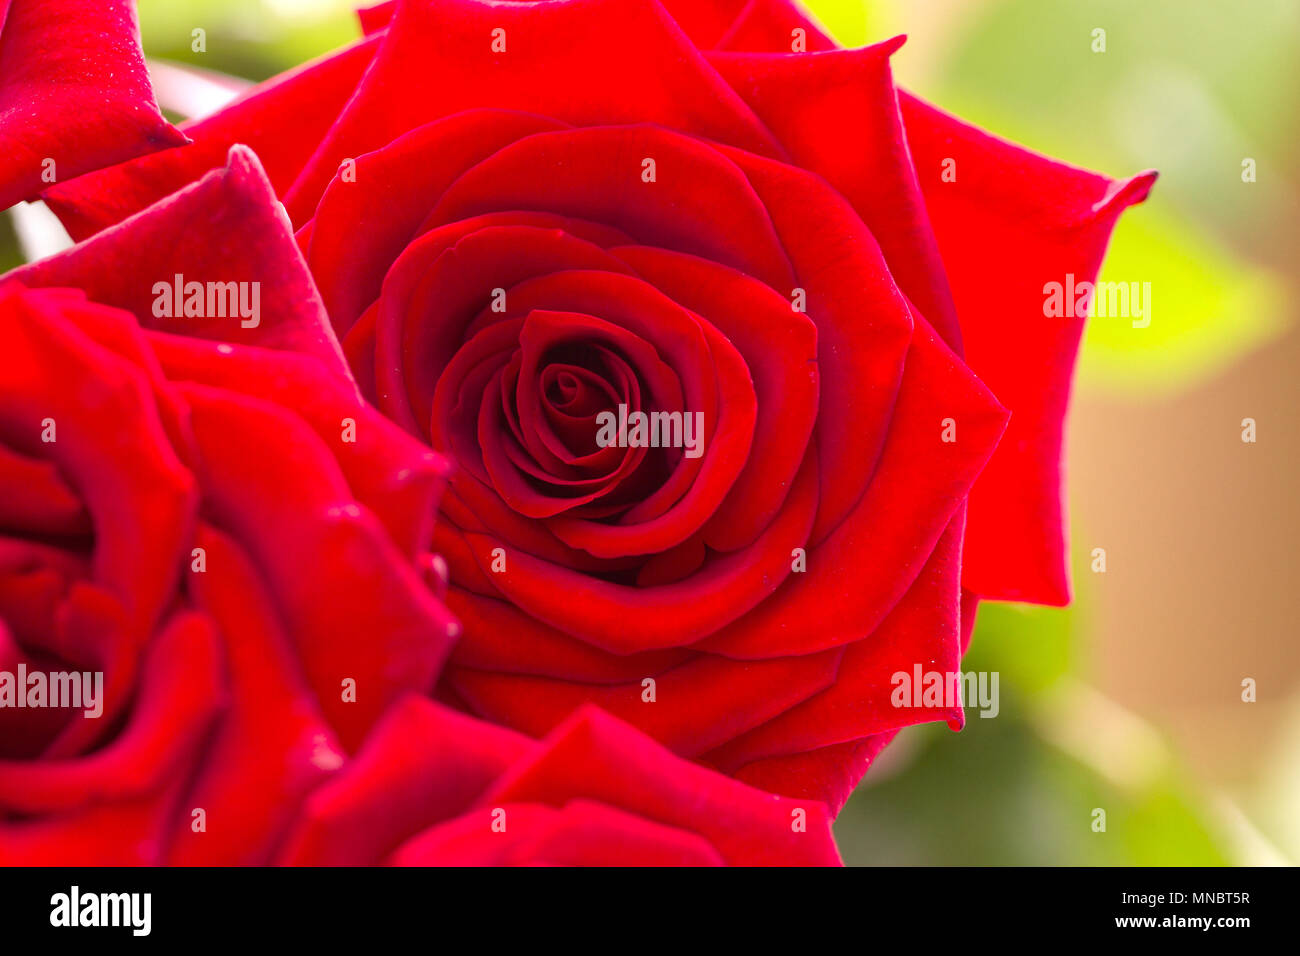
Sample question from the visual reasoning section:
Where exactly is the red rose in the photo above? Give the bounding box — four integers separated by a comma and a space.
0, 149, 457, 864
44, 0, 1155, 812
0, 0, 186, 211
280, 698, 840, 866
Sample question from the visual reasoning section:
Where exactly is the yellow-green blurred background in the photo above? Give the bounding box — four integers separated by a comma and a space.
5, 0, 1296, 865
822, 0, 1300, 866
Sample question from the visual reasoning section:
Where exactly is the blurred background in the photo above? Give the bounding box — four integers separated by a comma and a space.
4, 0, 1296, 865
821, 0, 1300, 866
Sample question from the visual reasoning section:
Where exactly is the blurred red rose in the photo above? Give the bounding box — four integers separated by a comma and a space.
43, 0, 1155, 811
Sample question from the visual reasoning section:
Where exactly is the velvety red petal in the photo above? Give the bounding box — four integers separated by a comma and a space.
612, 246, 819, 551
445, 586, 690, 683
900, 92, 1156, 605
654, 0, 750, 49
449, 643, 842, 758
309, 110, 568, 334
732, 731, 899, 816
357, 1, 395, 35
718, 146, 914, 544
278, 695, 530, 866
698, 319, 1006, 658
41, 34, 381, 240
11, 147, 352, 382
427, 125, 795, 292
0, 288, 196, 637
0, 612, 222, 864
147, 332, 446, 558
177, 383, 457, 751
714, 0, 835, 52
706, 517, 966, 771
391, 800, 726, 866
709, 41, 962, 349
283, 0, 783, 224
483, 706, 841, 866
166, 527, 346, 865
395, 216, 633, 435
0, 444, 89, 537
455, 450, 816, 653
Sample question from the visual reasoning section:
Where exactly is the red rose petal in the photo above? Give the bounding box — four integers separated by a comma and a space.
309, 111, 569, 334
427, 125, 795, 293
177, 383, 457, 751
0, 611, 221, 819
147, 332, 446, 559
450, 639, 842, 758
445, 586, 690, 683
714, 0, 836, 53
483, 706, 841, 866
706, 518, 966, 771
385, 217, 634, 434
455, 449, 816, 653
732, 731, 899, 815
613, 245, 819, 551
718, 147, 916, 545
0, 288, 196, 637
278, 695, 530, 865
167, 527, 344, 865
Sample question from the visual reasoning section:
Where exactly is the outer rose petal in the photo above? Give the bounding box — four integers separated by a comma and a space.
0, 0, 187, 210
900, 93, 1157, 604
705, 518, 967, 775
282, 698, 840, 866
672, 0, 1157, 606
165, 527, 345, 866
0, 612, 223, 865
14, 147, 353, 382
733, 731, 898, 816
282, 0, 783, 225
482, 705, 840, 866
391, 801, 726, 866
1, 249, 455, 860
